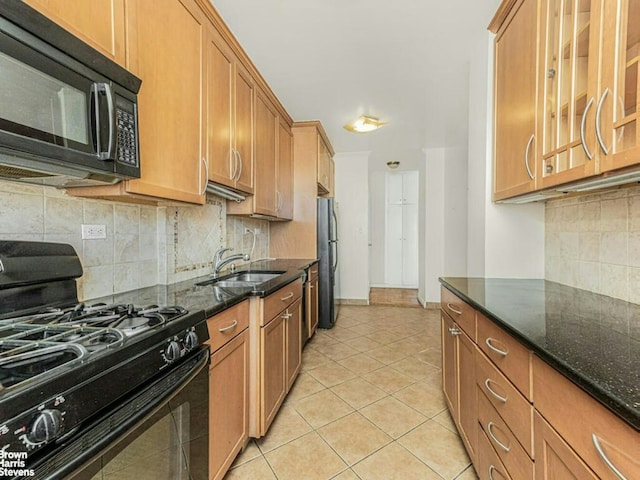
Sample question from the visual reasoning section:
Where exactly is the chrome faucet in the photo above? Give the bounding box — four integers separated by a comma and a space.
212, 248, 249, 277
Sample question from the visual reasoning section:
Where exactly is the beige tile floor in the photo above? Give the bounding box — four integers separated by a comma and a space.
224, 305, 477, 480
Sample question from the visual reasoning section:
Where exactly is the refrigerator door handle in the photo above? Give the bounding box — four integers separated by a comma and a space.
329, 240, 338, 272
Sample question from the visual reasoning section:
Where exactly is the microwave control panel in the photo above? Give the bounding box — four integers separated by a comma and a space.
115, 97, 139, 168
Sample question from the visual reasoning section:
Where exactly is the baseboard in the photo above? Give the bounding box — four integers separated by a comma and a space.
417, 295, 440, 310
337, 298, 370, 306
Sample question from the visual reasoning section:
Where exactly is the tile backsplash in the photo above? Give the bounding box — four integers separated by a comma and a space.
546, 185, 640, 304
0, 180, 269, 300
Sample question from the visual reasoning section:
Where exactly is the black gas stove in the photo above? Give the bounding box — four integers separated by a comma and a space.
0, 241, 208, 467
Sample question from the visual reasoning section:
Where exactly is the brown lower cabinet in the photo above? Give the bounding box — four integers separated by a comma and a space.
441, 286, 640, 480
206, 300, 250, 480
250, 279, 303, 437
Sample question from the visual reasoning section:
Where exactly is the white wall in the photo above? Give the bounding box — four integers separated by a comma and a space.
334, 151, 370, 302
466, 26, 545, 280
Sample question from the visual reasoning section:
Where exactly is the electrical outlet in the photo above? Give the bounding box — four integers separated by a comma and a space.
82, 224, 107, 240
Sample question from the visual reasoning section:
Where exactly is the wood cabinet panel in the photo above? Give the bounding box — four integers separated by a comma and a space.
253, 89, 278, 217
307, 266, 319, 340
477, 311, 531, 400
493, 0, 538, 200
124, 0, 205, 204
260, 313, 286, 433
234, 63, 255, 193
441, 286, 476, 340
533, 355, 640, 480
442, 313, 458, 415
277, 119, 294, 220
534, 411, 598, 480
207, 300, 249, 352
458, 329, 477, 462
477, 348, 533, 457
209, 328, 249, 480
285, 298, 302, 390
24, 0, 129, 68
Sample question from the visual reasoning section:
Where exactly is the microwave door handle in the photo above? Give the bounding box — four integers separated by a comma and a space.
99, 83, 116, 161
91, 83, 101, 155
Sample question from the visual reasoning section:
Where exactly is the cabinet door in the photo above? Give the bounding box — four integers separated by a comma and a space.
599, 1, 640, 172
386, 173, 404, 204
539, 0, 601, 187
285, 298, 302, 389
402, 171, 419, 204
254, 90, 278, 217
234, 63, 255, 194
385, 204, 403, 285
458, 330, 477, 463
206, 27, 235, 188
209, 330, 249, 480
317, 137, 331, 193
441, 313, 458, 416
261, 315, 286, 432
24, 0, 128, 68
534, 412, 598, 480
493, 0, 538, 200
277, 120, 293, 220
308, 274, 319, 338
125, 0, 205, 204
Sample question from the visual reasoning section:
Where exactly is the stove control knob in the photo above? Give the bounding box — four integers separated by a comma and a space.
165, 340, 182, 363
28, 409, 63, 444
184, 331, 199, 350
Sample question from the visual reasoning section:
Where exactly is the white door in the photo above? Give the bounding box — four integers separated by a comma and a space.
402, 203, 418, 286
385, 204, 403, 285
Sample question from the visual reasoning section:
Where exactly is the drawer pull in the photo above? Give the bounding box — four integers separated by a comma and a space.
446, 303, 462, 315
488, 465, 506, 480
484, 379, 508, 403
448, 327, 461, 336
281, 292, 294, 301
218, 320, 238, 333
485, 338, 508, 357
281, 312, 292, 319
487, 422, 511, 452
592, 434, 628, 480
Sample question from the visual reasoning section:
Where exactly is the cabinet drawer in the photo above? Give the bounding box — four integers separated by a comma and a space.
207, 300, 249, 352
478, 388, 533, 480
308, 264, 318, 280
477, 349, 533, 457
477, 425, 512, 480
441, 286, 476, 340
533, 356, 640, 480
477, 312, 531, 400
263, 278, 302, 325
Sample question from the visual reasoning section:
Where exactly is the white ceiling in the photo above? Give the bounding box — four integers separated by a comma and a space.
210, 0, 500, 164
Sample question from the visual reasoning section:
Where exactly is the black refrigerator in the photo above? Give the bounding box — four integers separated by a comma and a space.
317, 197, 339, 329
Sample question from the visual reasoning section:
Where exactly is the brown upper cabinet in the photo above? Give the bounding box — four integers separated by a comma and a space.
492, 0, 539, 200
491, 0, 640, 201
23, 0, 130, 69
61, 0, 291, 206
206, 25, 254, 194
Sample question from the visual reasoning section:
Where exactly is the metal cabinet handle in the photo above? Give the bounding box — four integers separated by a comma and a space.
230, 149, 238, 181
281, 292, 294, 301
592, 434, 628, 480
446, 303, 462, 315
580, 97, 595, 160
448, 327, 461, 336
487, 422, 511, 452
488, 465, 502, 480
218, 320, 238, 332
201, 157, 209, 195
235, 150, 243, 181
484, 378, 508, 403
485, 338, 508, 356
524, 133, 535, 180
596, 88, 610, 155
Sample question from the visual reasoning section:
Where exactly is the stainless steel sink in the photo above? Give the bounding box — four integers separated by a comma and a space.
195, 271, 284, 288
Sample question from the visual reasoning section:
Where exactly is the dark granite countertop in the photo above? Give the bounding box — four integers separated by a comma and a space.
92, 259, 316, 319
439, 277, 640, 431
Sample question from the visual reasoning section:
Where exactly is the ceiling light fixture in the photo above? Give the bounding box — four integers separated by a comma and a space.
343, 115, 387, 133
386, 161, 400, 169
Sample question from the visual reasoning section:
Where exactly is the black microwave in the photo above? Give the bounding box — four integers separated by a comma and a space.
0, 0, 141, 187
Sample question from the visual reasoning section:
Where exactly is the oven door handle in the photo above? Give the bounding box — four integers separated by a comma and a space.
31, 348, 209, 480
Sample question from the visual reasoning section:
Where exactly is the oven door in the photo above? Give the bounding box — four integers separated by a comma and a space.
25, 348, 209, 480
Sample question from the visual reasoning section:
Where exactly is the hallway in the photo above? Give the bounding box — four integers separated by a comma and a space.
224, 305, 476, 480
